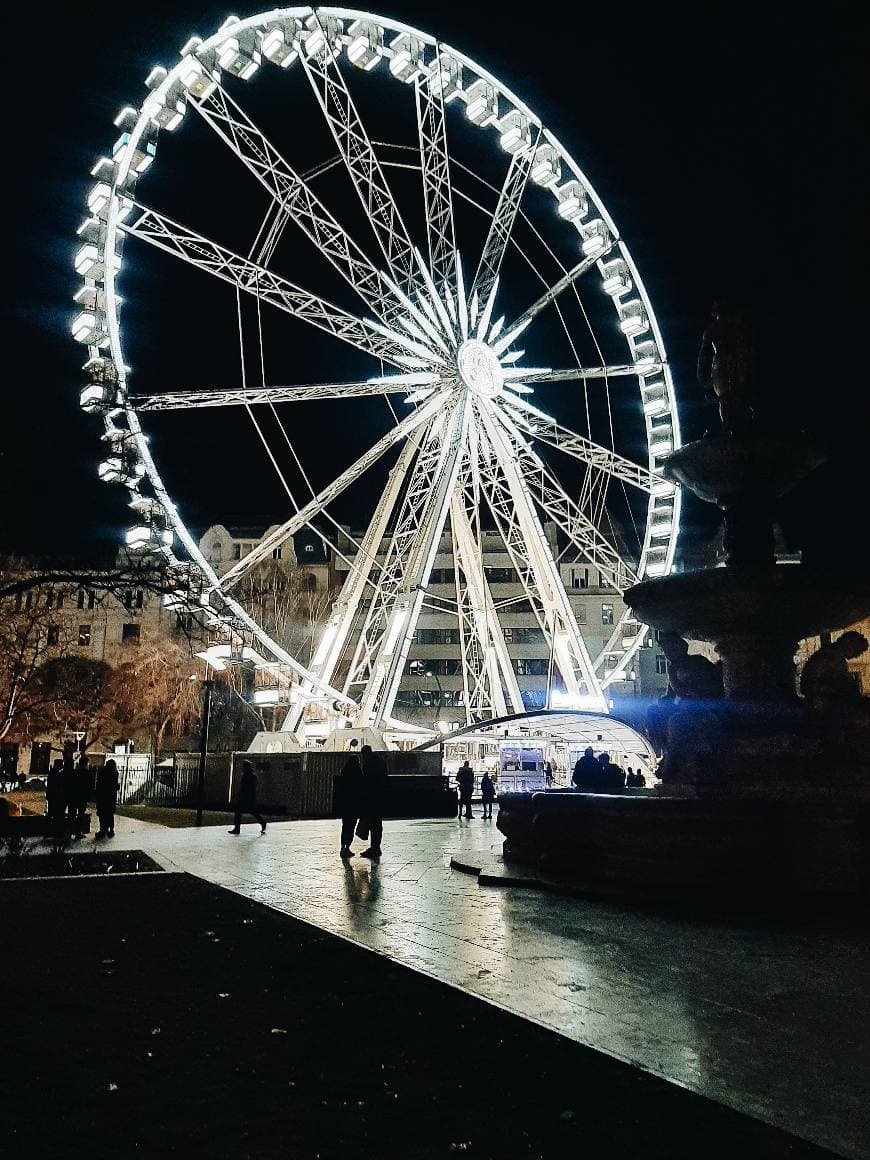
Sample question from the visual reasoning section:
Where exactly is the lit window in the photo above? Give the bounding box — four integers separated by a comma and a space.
602, 603, 614, 626
78, 625, 91, 647
655, 654, 667, 674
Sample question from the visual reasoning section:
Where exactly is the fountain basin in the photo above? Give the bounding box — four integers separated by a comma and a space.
626, 565, 870, 645
497, 790, 869, 900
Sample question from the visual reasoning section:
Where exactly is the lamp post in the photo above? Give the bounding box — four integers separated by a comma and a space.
194, 676, 214, 827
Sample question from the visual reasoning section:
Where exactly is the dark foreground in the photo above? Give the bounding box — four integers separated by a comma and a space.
3, 874, 838, 1160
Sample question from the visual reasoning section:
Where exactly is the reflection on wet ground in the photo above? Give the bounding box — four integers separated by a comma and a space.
100, 814, 867, 1158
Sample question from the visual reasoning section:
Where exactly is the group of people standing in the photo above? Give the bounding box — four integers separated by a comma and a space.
571, 747, 645, 791
45, 754, 119, 839
455, 762, 495, 819
335, 743, 389, 859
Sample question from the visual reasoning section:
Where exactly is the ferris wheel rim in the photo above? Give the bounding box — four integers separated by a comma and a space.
80, 6, 681, 722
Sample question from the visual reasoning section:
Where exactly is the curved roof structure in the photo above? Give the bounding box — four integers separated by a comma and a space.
416, 709, 656, 764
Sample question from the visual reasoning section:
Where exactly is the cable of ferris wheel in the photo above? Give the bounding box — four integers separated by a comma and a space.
248, 278, 392, 592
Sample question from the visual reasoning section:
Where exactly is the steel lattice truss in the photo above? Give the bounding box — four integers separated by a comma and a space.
73, 8, 681, 736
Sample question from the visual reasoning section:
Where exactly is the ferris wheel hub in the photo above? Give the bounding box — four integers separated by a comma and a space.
456, 339, 503, 398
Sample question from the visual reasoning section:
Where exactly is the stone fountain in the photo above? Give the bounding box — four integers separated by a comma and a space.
496, 306, 870, 899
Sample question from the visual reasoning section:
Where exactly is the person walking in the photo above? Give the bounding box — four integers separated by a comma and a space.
480, 770, 496, 819
572, 747, 601, 789
358, 745, 388, 859
94, 759, 119, 839
336, 747, 363, 859
228, 760, 267, 835
544, 761, 554, 787
456, 761, 475, 819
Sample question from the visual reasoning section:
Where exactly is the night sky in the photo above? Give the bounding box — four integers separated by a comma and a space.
4, 3, 864, 567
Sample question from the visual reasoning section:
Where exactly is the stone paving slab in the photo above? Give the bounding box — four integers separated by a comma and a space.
29, 811, 870, 1159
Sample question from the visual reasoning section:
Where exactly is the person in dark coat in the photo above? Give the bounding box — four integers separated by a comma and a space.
46, 759, 65, 822
480, 771, 496, 819
228, 760, 267, 835
597, 752, 625, 791
358, 745, 388, 859
72, 754, 91, 837
456, 762, 475, 818
94, 759, 119, 839
572, 747, 601, 789
336, 750, 363, 858
61, 755, 77, 827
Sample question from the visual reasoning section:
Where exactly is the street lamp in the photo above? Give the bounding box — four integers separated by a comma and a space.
191, 673, 214, 827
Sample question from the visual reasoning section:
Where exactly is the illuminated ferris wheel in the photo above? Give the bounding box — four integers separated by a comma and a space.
72, 7, 680, 738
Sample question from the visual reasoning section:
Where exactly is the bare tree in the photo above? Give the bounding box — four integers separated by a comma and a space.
234, 559, 333, 663
0, 582, 77, 742
109, 639, 203, 757
0, 552, 168, 604
23, 655, 116, 751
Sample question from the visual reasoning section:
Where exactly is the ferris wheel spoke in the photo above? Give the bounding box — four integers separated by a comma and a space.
494, 246, 616, 354
499, 395, 658, 493
217, 389, 453, 592
282, 429, 427, 734
187, 79, 416, 332
451, 468, 524, 721
297, 15, 418, 298
120, 205, 443, 371
494, 403, 638, 591
469, 130, 540, 320
518, 364, 661, 384
132, 373, 446, 411
415, 60, 457, 300
346, 398, 469, 727
475, 404, 606, 709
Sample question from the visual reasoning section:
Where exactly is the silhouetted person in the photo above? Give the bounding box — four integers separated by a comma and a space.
72, 754, 91, 837
456, 761, 474, 818
635, 769, 646, 788
228, 760, 267, 835
46, 759, 65, 822
598, 752, 624, 791
359, 745, 388, 858
336, 749, 363, 858
625, 766, 634, 787
572, 747, 600, 789
544, 761, 554, 787
480, 771, 496, 819
95, 759, 119, 839
61, 755, 78, 829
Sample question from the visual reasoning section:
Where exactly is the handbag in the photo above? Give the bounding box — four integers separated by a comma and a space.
355, 817, 370, 841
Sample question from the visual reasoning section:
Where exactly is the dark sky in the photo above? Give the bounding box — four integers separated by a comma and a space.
3, 2, 864, 566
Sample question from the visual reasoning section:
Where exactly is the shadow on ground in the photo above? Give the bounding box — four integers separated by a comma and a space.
3, 873, 841, 1159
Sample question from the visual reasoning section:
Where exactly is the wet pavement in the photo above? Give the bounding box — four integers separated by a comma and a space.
78, 814, 869, 1158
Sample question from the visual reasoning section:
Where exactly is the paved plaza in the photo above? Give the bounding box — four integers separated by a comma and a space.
86, 814, 866, 1158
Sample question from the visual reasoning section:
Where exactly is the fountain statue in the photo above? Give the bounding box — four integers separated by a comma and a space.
626, 303, 870, 791
495, 307, 870, 901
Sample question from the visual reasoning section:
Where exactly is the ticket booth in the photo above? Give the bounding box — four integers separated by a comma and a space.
497, 741, 545, 793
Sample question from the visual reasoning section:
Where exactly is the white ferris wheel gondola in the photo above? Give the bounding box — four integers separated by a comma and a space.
73, 7, 681, 741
